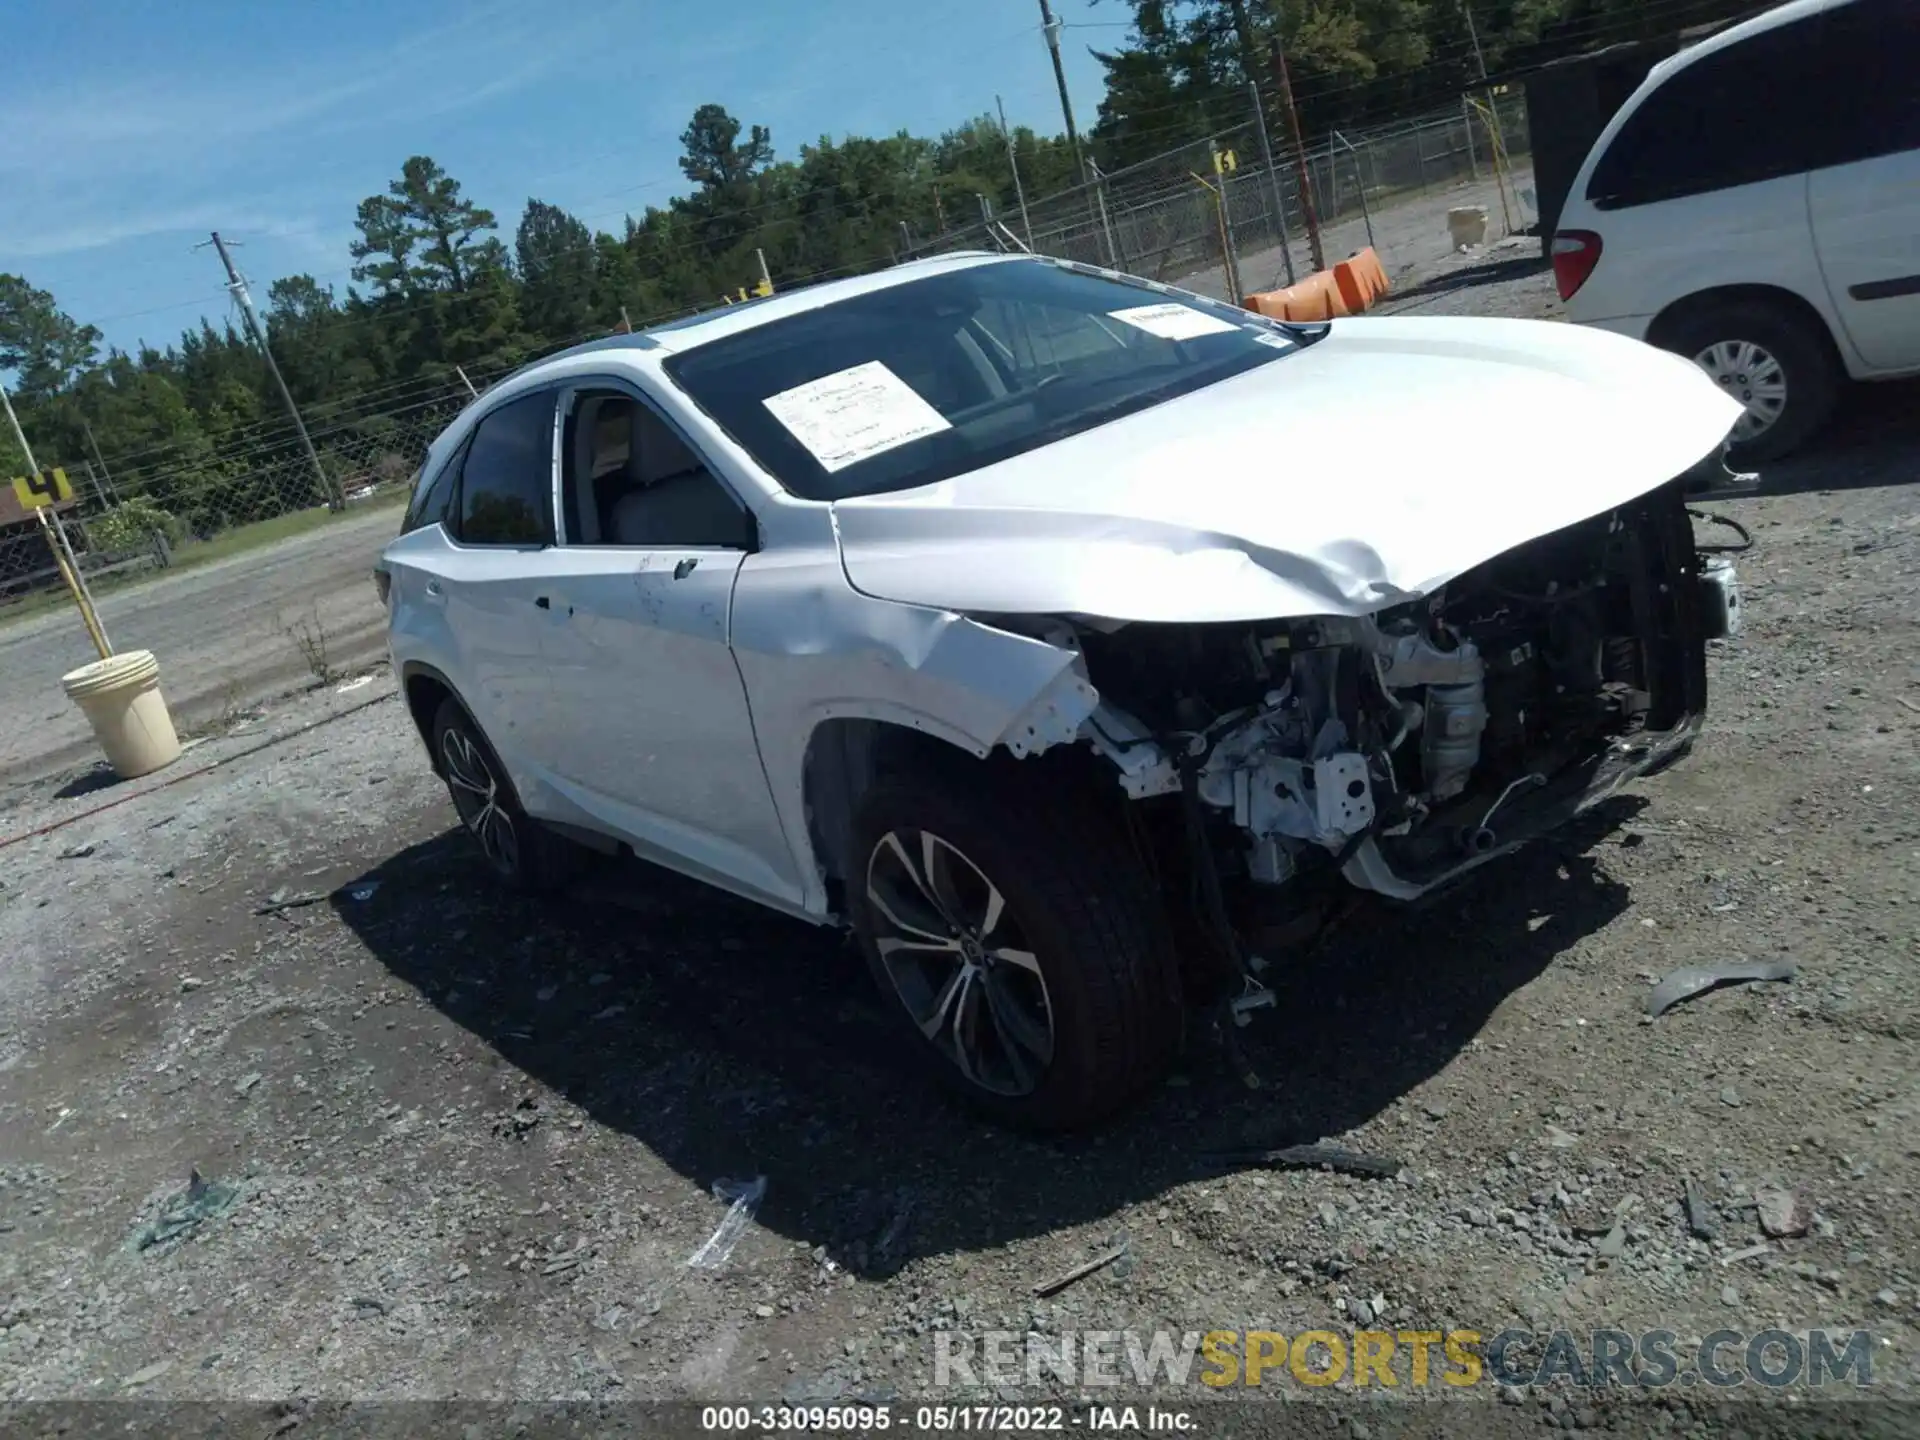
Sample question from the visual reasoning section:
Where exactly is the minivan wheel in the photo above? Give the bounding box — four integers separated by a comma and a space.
1662, 301, 1839, 465
847, 770, 1182, 1131
430, 697, 579, 894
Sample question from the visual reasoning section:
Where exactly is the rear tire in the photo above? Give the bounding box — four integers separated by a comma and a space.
847, 766, 1182, 1132
431, 697, 581, 895
1661, 300, 1839, 465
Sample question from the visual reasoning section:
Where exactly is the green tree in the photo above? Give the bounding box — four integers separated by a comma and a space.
516, 200, 598, 343
0, 273, 100, 401
351, 156, 499, 295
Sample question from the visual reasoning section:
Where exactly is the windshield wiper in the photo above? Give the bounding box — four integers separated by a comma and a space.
1271, 320, 1334, 347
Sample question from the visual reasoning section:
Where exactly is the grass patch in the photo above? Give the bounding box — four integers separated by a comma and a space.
0, 490, 406, 633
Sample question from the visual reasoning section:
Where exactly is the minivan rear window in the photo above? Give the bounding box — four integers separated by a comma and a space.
1587, 13, 1822, 209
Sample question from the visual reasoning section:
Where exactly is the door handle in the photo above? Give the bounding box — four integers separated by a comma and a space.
534, 595, 551, 609
673, 558, 699, 580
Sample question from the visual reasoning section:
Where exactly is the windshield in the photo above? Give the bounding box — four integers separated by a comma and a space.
661, 258, 1311, 501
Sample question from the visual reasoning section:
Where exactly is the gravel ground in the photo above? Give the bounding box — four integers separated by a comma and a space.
3, 259, 1918, 1434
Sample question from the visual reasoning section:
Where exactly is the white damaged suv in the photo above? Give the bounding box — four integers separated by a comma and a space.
378, 253, 1746, 1130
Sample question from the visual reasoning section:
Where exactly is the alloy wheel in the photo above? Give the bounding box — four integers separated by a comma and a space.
440, 727, 520, 876
865, 828, 1056, 1096
1693, 339, 1788, 442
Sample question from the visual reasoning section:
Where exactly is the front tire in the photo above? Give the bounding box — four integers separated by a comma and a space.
1662, 300, 1839, 465
847, 767, 1182, 1132
431, 697, 580, 894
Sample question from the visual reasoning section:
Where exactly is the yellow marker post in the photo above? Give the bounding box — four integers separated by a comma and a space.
1, 382, 113, 660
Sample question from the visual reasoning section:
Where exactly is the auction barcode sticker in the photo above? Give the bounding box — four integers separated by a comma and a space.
762, 361, 952, 473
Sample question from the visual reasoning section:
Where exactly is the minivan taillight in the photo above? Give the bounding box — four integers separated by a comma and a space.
1551, 230, 1603, 301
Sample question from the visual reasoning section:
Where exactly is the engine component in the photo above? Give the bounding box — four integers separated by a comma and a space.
1372, 627, 1485, 687
1700, 557, 1741, 639
1421, 674, 1487, 801
1193, 691, 1376, 852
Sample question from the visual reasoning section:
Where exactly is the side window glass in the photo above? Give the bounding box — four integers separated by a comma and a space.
1588, 19, 1821, 208
400, 439, 466, 536
565, 389, 753, 551
452, 391, 556, 546
1808, 0, 1920, 169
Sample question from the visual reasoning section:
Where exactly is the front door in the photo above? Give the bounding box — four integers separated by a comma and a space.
523, 384, 802, 909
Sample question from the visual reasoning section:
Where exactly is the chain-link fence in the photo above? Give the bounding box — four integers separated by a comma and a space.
911, 90, 1534, 296
0, 359, 529, 612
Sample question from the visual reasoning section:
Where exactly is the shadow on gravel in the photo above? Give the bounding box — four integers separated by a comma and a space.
1746, 377, 1920, 499
330, 795, 1643, 1275
1385, 253, 1549, 307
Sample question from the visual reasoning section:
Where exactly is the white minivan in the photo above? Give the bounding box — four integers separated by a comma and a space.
1552, 0, 1920, 462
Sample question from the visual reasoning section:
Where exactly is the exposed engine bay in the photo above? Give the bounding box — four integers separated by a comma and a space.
1063, 480, 1734, 987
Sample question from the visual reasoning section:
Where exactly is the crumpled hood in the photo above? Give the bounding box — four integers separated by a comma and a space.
831, 315, 1746, 624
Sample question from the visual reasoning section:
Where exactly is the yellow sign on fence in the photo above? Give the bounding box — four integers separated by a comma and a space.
10, 466, 73, 511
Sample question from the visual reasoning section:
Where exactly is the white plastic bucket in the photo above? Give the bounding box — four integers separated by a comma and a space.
61, 649, 183, 779
1447, 206, 1490, 249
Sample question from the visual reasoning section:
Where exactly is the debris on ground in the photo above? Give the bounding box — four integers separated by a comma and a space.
492, 1097, 543, 1138
1033, 1231, 1131, 1299
128, 1168, 241, 1255
1720, 1243, 1772, 1267
1200, 1143, 1404, 1180
58, 842, 97, 859
253, 888, 328, 916
685, 1176, 767, 1271
121, 1359, 173, 1389
1756, 1186, 1812, 1239
1684, 1176, 1721, 1240
1644, 958, 1797, 1017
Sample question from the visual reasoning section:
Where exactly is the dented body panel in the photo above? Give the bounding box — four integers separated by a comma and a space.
832, 316, 1746, 623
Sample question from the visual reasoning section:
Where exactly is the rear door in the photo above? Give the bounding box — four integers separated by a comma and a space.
392, 389, 563, 774
1806, 0, 1920, 372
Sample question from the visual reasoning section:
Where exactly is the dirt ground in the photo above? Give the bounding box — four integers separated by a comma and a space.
3, 259, 1918, 1434
0, 504, 397, 789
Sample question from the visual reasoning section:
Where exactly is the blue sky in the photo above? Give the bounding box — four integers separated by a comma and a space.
2, 0, 1122, 357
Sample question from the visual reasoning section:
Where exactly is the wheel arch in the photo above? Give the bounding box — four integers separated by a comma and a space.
1646, 284, 1844, 366
399, 661, 462, 775
799, 713, 1125, 913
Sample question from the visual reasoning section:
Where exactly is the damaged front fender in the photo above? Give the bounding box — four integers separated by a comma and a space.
731, 547, 1100, 916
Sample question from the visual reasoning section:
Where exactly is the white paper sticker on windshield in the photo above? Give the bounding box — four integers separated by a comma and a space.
1249, 329, 1296, 350
1108, 302, 1239, 341
762, 361, 952, 473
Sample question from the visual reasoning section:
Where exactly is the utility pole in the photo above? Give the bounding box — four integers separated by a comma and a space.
205, 232, 341, 511
1248, 79, 1298, 286
996, 94, 1035, 249
1267, 32, 1325, 272
80, 419, 121, 504
1037, 0, 1086, 182
1, 378, 111, 658
1461, 1, 1516, 234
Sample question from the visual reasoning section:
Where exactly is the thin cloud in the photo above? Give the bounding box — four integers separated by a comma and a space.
0, 4, 594, 268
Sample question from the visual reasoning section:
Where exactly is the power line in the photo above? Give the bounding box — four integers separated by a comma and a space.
202, 232, 342, 510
